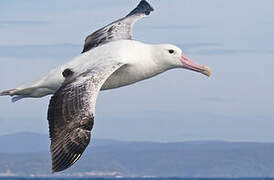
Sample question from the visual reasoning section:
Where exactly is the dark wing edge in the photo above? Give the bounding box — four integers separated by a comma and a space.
47, 62, 125, 173
81, 0, 154, 53
126, 0, 154, 17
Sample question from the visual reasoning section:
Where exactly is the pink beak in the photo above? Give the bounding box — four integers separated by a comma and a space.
180, 53, 211, 77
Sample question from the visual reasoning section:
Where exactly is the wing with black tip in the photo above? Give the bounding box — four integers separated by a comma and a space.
82, 0, 154, 53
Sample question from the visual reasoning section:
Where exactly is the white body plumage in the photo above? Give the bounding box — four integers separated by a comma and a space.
13, 40, 172, 100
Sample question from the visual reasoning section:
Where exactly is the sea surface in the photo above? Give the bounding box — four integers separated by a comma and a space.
0, 178, 274, 180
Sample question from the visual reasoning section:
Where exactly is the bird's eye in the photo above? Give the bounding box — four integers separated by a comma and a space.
168, 49, 175, 54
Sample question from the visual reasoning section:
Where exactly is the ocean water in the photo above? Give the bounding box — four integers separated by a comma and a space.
0, 178, 274, 180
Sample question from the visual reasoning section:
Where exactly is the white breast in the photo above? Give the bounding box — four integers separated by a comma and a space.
99, 40, 166, 90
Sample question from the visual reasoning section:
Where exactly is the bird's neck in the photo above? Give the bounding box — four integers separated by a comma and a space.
128, 44, 170, 80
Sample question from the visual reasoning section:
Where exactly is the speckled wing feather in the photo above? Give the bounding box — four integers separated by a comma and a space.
47, 61, 124, 173
82, 0, 154, 53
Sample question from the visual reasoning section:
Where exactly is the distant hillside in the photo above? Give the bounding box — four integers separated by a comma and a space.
1, 132, 274, 177
0, 132, 50, 153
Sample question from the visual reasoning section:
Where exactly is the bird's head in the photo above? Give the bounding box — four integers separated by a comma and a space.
157, 44, 211, 77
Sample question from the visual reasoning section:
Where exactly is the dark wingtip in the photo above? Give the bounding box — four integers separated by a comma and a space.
127, 0, 154, 17
51, 145, 83, 173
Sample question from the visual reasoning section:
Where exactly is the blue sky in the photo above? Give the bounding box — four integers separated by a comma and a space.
0, 0, 274, 142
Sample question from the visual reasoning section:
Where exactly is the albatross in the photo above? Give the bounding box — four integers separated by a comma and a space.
0, 0, 211, 172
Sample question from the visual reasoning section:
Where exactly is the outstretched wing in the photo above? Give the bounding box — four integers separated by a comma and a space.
47, 61, 124, 172
82, 0, 154, 53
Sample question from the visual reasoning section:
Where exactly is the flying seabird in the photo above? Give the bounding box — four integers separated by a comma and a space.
0, 0, 211, 172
